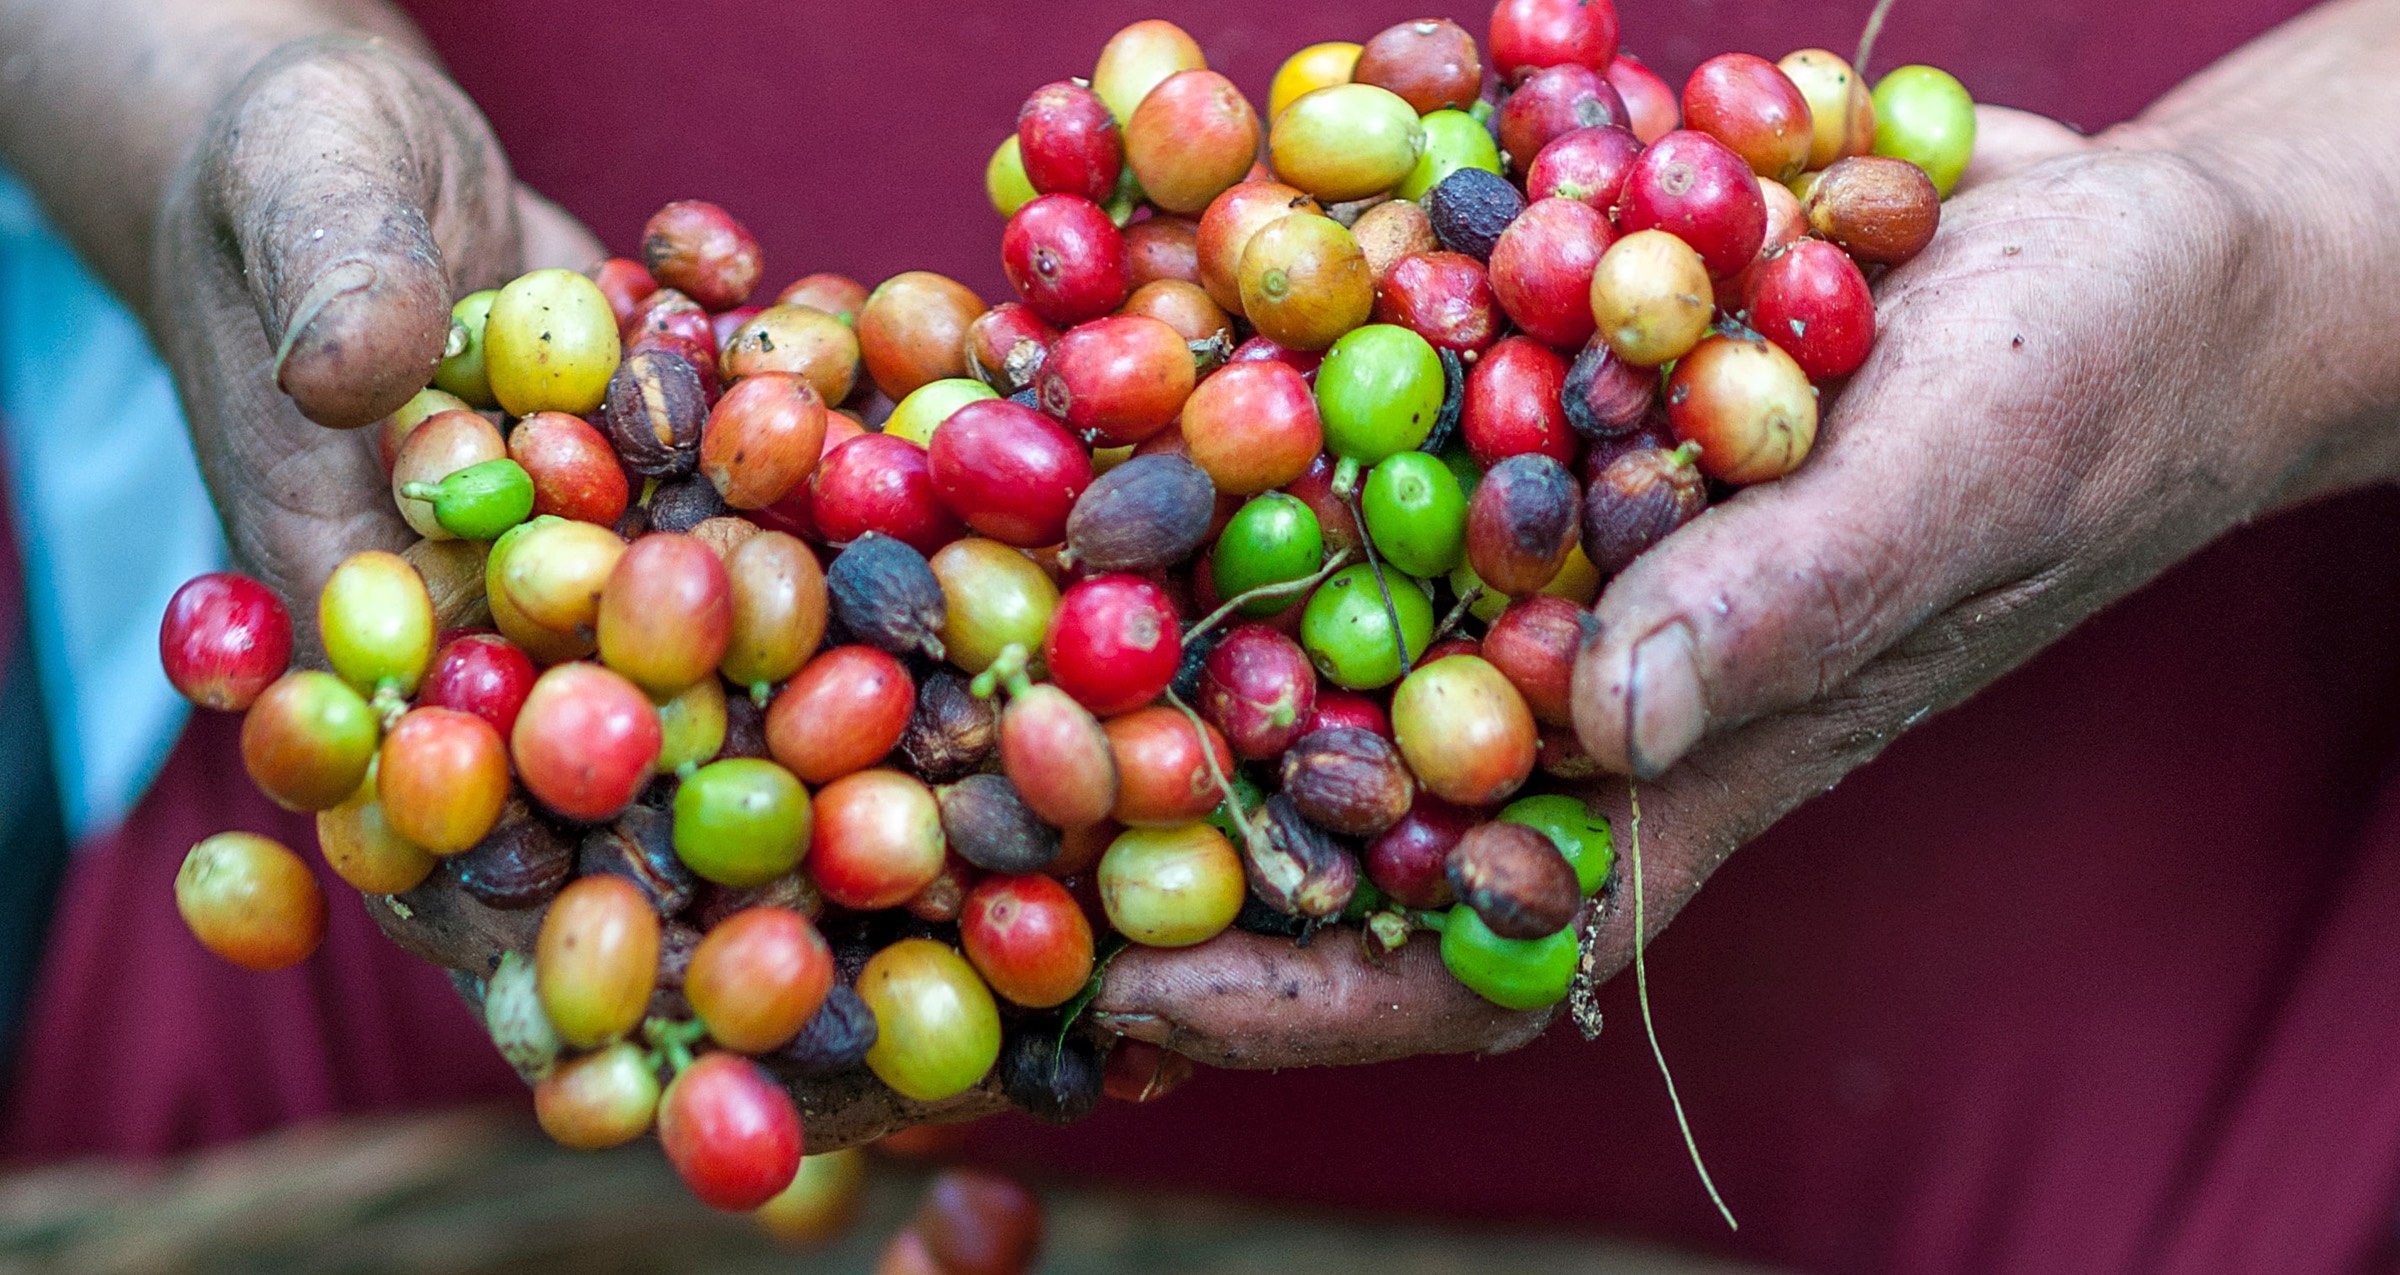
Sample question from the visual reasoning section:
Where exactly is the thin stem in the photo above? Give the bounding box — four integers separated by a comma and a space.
1164, 688, 1256, 846
1185, 548, 1359, 643
1346, 488, 1413, 677
1629, 779, 1738, 1232
1432, 583, 1484, 643
1855, 0, 1901, 77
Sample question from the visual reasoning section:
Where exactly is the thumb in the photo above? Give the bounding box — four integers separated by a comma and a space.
201, 38, 515, 429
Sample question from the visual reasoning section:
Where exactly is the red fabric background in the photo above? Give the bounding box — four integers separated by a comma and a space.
13, 3, 2398, 1273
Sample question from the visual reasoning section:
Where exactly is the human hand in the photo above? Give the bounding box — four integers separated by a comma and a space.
1093, 105, 2393, 1069
154, 34, 601, 621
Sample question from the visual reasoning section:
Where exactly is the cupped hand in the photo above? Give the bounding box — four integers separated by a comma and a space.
154, 34, 600, 620
1094, 105, 2377, 1069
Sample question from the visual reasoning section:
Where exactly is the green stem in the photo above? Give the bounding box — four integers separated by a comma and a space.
1165, 689, 1256, 847
1330, 455, 1362, 501
1184, 547, 1358, 643
1628, 779, 1738, 1232
969, 643, 1032, 700
1854, 0, 1901, 76
399, 481, 443, 502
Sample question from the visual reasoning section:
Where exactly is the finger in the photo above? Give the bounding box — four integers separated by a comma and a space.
1569, 174, 2137, 779
1953, 105, 2091, 194
1090, 927, 1553, 1068
201, 37, 517, 429
515, 185, 607, 274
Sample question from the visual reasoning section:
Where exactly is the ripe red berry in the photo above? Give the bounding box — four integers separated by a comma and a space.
160, 572, 292, 712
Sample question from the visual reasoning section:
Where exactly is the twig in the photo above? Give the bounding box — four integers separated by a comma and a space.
1855, 0, 1901, 78
1165, 689, 1256, 846
1629, 778, 1737, 1232
1185, 548, 1357, 643
1431, 583, 1484, 644
1346, 488, 1414, 676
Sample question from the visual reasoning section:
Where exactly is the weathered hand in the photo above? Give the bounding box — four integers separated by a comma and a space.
1093, 102, 2400, 1069
154, 33, 598, 620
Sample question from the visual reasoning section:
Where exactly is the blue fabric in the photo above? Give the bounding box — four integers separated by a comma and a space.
0, 170, 223, 841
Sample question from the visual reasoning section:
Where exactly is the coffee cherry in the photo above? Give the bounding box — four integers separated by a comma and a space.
394, 410, 507, 540
509, 412, 630, 526
1044, 574, 1181, 717
1615, 130, 1767, 280
1092, 17, 1209, 124
511, 662, 661, 822
1488, 197, 1613, 349
1280, 726, 1413, 836
1447, 820, 1580, 939
1065, 454, 1216, 574
1353, 200, 1441, 286
1481, 594, 1588, 726
961, 874, 1095, 1009
160, 572, 291, 712
497, 515, 626, 636
1099, 823, 1245, 947
1301, 564, 1435, 690
1198, 625, 1318, 760
766, 645, 914, 784
377, 706, 509, 855
175, 831, 325, 971
1316, 323, 1445, 465
1181, 360, 1323, 495
859, 938, 1003, 1101
687, 906, 833, 1053
535, 1042, 659, 1150
1589, 228, 1714, 368
1780, 49, 1876, 169
536, 873, 660, 1049
642, 200, 763, 311
1105, 705, 1235, 827
858, 271, 985, 401
1236, 213, 1374, 353
1002, 195, 1130, 327
1465, 454, 1582, 597
1366, 793, 1475, 908
1211, 493, 1324, 617
930, 538, 1059, 675
1018, 80, 1122, 204
1037, 314, 1196, 447
1128, 70, 1260, 214
701, 374, 827, 511
964, 302, 1059, 394
1803, 155, 1941, 266
929, 398, 1093, 548
598, 533, 733, 698
1373, 250, 1504, 355
1526, 125, 1643, 210
722, 531, 829, 693
1392, 654, 1538, 806
1399, 109, 1506, 202
1747, 238, 1877, 379
1462, 336, 1575, 465
1362, 451, 1469, 578
810, 438, 962, 557
1000, 683, 1120, 829
241, 670, 380, 812
486, 268, 622, 418
1667, 332, 1819, 483
809, 769, 946, 910
1872, 65, 1976, 196
658, 1052, 804, 1212
674, 758, 812, 888
1269, 83, 1426, 202
1425, 167, 1526, 262
721, 304, 859, 405
1355, 17, 1482, 114
655, 675, 728, 773
1683, 53, 1815, 182
1441, 902, 1577, 1008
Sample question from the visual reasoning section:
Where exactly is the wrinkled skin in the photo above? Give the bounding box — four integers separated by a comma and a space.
158, 36, 599, 621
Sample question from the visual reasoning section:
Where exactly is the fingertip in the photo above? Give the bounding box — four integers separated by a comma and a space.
273, 252, 450, 429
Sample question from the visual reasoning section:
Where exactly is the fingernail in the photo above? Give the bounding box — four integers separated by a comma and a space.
273, 258, 379, 386
1625, 622, 1704, 779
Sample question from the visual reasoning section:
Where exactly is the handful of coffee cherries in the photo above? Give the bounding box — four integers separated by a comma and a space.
159, 0, 1973, 1220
